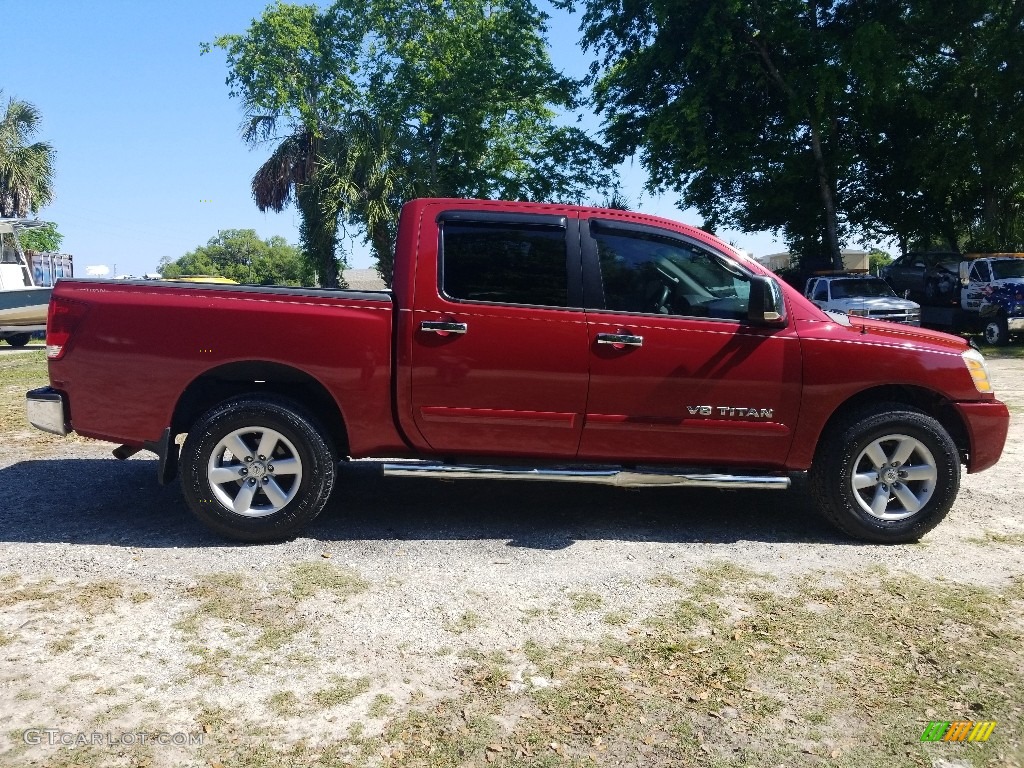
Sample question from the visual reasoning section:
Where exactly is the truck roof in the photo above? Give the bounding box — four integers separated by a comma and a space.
401, 197, 747, 261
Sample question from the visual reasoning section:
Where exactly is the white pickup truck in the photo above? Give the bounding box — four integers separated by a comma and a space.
804, 275, 921, 325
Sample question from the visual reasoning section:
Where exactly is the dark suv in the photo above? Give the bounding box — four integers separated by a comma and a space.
881, 252, 961, 305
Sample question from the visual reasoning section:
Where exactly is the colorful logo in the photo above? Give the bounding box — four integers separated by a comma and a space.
920, 721, 996, 742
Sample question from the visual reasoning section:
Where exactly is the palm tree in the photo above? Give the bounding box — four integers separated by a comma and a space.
0, 93, 55, 218
324, 111, 406, 286
249, 117, 346, 288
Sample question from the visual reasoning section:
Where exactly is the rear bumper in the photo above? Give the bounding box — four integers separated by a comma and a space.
26, 386, 70, 436
955, 400, 1011, 473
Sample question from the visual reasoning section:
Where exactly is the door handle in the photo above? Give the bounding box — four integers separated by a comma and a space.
420, 320, 468, 334
596, 333, 643, 347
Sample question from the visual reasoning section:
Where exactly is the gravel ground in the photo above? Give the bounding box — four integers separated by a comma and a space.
0, 351, 1021, 767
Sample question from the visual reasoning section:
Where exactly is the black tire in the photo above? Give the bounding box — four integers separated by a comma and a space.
809, 403, 960, 543
983, 314, 1009, 346
180, 396, 336, 542
5, 333, 30, 347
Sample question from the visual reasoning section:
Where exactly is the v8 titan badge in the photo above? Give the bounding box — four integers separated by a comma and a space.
687, 405, 775, 419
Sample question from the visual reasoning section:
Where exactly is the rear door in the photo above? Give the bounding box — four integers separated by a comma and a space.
578, 218, 802, 468
407, 209, 590, 458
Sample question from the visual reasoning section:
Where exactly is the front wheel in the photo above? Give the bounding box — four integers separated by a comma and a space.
983, 315, 1009, 346
180, 396, 336, 542
809, 404, 960, 543
4, 333, 31, 347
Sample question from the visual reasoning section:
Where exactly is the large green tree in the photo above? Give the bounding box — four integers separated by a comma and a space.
570, 0, 1024, 264
158, 229, 312, 285
327, 0, 614, 283
212, 0, 613, 286
568, 0, 853, 270
207, 3, 357, 288
0, 93, 55, 219
843, 0, 1024, 253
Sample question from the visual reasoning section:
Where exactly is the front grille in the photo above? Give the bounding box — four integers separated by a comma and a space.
868, 309, 920, 325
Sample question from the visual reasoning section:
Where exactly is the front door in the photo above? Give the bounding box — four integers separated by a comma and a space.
407, 210, 590, 458
577, 218, 802, 468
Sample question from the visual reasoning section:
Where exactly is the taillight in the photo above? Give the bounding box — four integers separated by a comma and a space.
46, 296, 89, 360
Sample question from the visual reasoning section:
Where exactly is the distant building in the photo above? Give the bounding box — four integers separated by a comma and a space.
756, 249, 869, 273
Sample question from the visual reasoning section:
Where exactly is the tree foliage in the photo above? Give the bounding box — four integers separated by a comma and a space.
843, 0, 1024, 253
17, 222, 63, 252
0, 92, 55, 219
569, 0, 853, 269
211, 0, 614, 286
158, 229, 312, 286
208, 4, 354, 288
568, 0, 1024, 266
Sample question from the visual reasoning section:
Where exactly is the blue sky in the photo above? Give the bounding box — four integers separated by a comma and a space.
5, 0, 785, 277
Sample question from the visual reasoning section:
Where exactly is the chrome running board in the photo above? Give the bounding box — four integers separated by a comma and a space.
381, 463, 790, 490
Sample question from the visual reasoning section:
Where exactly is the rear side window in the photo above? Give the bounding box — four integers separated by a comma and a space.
440, 222, 568, 307
591, 224, 752, 320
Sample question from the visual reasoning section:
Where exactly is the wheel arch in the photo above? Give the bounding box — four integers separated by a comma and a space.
811, 385, 970, 466
170, 361, 349, 465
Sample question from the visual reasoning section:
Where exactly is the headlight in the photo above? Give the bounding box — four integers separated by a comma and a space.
962, 348, 994, 394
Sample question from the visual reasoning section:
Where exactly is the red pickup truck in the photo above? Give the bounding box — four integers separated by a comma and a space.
26, 199, 1010, 543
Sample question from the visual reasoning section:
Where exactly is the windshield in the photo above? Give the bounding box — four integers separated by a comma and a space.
829, 278, 897, 299
991, 260, 1024, 281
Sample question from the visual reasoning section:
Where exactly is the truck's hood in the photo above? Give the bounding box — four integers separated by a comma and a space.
844, 315, 969, 352
818, 309, 966, 351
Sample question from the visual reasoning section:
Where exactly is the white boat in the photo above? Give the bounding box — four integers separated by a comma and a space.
0, 219, 57, 346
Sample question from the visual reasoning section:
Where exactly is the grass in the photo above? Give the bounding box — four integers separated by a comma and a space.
566, 591, 603, 613
601, 610, 631, 626
287, 561, 369, 600
142, 563, 1023, 768
0, 575, 126, 617
444, 611, 483, 634
176, 564, 370, 678
362, 564, 1023, 768
967, 530, 1024, 545
312, 676, 371, 709
369, 694, 395, 718
972, 339, 1024, 359
0, 349, 95, 451
178, 572, 305, 654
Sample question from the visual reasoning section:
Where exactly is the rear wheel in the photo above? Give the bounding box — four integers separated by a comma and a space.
4, 333, 30, 347
809, 404, 960, 543
983, 314, 1009, 346
180, 396, 336, 542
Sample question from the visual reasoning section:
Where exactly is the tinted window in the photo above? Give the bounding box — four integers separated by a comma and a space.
440, 222, 568, 307
592, 224, 751, 320
992, 260, 1024, 280
812, 280, 828, 301
830, 278, 896, 299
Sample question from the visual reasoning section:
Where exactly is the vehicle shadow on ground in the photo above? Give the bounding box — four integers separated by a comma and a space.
0, 457, 850, 548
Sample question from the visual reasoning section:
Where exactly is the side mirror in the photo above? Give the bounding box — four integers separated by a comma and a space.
747, 275, 787, 326
959, 261, 970, 286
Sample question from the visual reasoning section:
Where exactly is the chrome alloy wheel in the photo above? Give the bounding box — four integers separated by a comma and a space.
851, 434, 938, 521
206, 427, 303, 517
